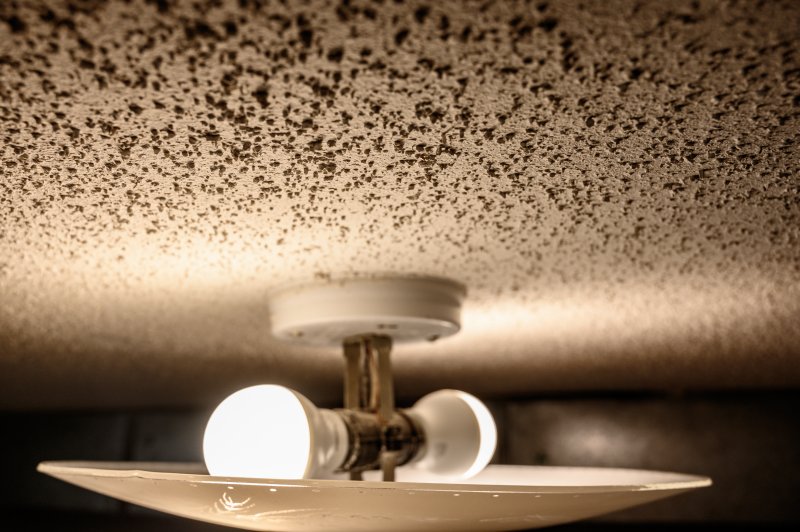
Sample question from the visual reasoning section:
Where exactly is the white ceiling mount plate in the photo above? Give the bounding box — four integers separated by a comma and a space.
38, 462, 711, 532
268, 277, 466, 345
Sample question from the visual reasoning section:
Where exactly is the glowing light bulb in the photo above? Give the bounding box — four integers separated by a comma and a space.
203, 385, 496, 481
203, 385, 347, 479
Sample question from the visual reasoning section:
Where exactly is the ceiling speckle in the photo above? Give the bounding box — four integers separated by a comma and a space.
0, 0, 798, 409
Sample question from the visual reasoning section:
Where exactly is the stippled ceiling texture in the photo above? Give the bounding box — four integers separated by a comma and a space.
1, 0, 799, 409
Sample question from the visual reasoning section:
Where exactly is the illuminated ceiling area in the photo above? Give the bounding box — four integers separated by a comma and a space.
0, 0, 798, 409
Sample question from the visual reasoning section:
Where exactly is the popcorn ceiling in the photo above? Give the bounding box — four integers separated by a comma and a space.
0, 0, 798, 408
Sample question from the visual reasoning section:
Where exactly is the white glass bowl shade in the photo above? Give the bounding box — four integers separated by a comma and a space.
37, 461, 711, 531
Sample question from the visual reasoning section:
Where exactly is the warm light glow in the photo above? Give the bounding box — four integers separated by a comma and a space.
204, 385, 496, 481
203, 385, 312, 479
457, 391, 497, 479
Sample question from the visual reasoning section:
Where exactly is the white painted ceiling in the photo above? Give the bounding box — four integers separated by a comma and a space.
1, 0, 798, 409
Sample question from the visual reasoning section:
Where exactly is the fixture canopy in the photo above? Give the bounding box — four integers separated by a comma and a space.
268, 276, 466, 345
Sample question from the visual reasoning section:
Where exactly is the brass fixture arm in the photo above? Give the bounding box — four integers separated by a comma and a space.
338, 334, 424, 481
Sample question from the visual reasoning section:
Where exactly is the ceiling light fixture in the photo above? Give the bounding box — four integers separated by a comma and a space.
203, 277, 492, 482
202, 384, 497, 481
39, 276, 711, 531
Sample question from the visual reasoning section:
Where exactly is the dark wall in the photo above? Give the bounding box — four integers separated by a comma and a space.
502, 393, 800, 524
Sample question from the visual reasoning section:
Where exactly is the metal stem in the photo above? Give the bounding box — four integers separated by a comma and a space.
341, 334, 397, 482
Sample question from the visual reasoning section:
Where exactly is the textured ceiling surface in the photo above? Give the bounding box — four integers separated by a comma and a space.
1, 0, 799, 409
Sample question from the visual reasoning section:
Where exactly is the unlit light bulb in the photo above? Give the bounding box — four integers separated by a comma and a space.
203, 385, 497, 481
405, 389, 498, 479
